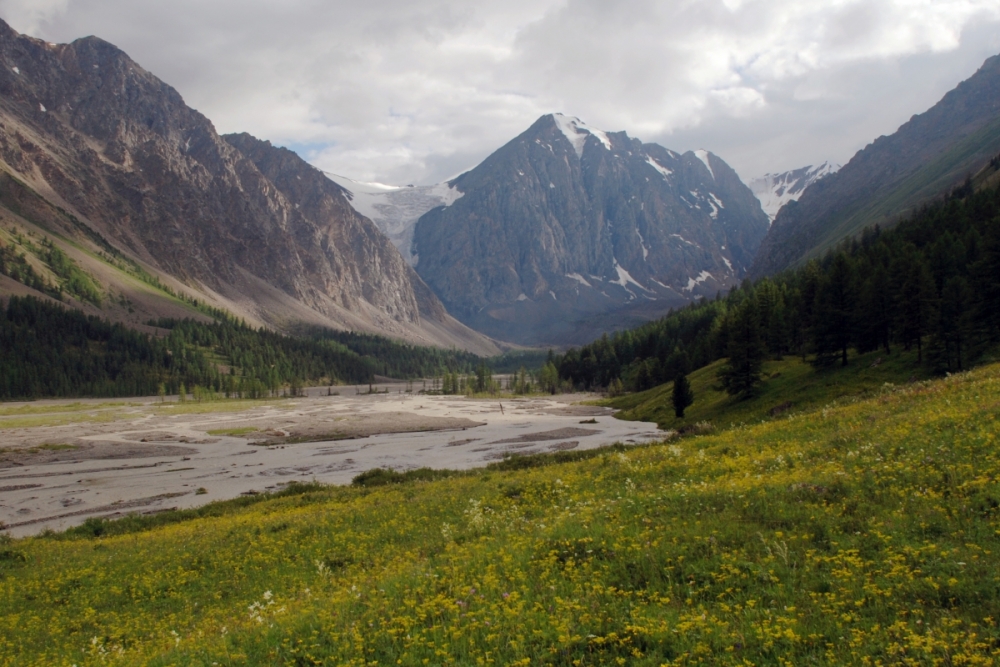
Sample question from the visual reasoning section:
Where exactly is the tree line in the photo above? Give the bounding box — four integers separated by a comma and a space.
0, 300, 501, 400
555, 181, 1000, 394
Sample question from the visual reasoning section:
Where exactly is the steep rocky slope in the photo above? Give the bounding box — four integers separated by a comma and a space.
0, 20, 497, 354
749, 162, 839, 222
412, 114, 770, 345
751, 54, 1000, 278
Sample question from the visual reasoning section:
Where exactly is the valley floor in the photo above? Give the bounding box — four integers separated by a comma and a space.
2, 363, 999, 665
0, 386, 661, 537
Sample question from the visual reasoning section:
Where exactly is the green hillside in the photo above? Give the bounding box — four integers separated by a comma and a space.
607, 348, 935, 431
2, 360, 999, 665
805, 117, 1000, 263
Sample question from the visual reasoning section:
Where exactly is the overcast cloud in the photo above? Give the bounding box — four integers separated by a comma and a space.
2, 0, 999, 184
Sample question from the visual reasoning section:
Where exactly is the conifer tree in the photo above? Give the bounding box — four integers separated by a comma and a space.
812, 253, 855, 366
893, 250, 937, 362
671, 372, 694, 418
974, 229, 1000, 341
930, 276, 973, 372
719, 297, 766, 399
856, 264, 893, 355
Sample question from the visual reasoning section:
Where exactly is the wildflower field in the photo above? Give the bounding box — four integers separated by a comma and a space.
2, 363, 1000, 665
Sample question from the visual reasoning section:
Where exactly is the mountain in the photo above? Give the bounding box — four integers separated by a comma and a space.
0, 20, 498, 355
748, 162, 839, 222
751, 54, 1000, 278
411, 113, 770, 345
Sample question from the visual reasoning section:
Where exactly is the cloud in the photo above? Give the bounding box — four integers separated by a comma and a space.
1, 0, 999, 183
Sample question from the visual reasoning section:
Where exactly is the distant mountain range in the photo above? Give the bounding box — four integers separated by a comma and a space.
749, 162, 839, 223
751, 54, 1000, 278
3, 17, 999, 353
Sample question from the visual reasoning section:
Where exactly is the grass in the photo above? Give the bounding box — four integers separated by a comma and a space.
153, 398, 294, 415
0, 443, 79, 456
0, 411, 141, 429
607, 347, 933, 431
0, 401, 134, 417
1, 359, 999, 664
205, 426, 261, 437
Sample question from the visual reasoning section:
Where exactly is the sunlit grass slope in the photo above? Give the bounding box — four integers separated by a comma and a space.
609, 349, 935, 431
2, 363, 1000, 665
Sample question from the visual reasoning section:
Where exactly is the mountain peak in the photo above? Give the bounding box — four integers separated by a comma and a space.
410, 114, 769, 345
693, 149, 715, 179
550, 113, 613, 157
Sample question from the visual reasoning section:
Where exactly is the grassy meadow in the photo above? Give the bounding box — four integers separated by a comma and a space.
606, 349, 937, 432
1, 360, 1000, 665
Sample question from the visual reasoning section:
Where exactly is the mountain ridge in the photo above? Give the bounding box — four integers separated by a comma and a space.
750, 53, 1000, 278
0, 19, 499, 355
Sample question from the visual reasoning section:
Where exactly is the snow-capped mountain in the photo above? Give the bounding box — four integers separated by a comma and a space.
749, 162, 840, 222
324, 174, 464, 266
409, 113, 770, 345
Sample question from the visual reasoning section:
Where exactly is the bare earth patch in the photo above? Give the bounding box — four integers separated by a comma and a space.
489, 427, 602, 445
0, 387, 662, 536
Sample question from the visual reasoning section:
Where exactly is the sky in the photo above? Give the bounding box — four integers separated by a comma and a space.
2, 0, 1000, 186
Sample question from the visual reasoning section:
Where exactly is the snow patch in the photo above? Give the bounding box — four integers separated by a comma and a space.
549, 291, 557, 300
549, 183, 555, 189
636, 229, 649, 260
694, 150, 715, 179
722, 257, 733, 272
670, 234, 697, 247
552, 113, 612, 158
706, 199, 719, 220
683, 271, 713, 292
11, 67, 19, 75
38, 103, 46, 113
645, 156, 672, 180
566, 273, 592, 287
611, 261, 651, 292
709, 193, 724, 209
516, 293, 529, 302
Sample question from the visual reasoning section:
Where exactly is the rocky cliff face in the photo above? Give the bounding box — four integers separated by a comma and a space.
0, 20, 497, 354
749, 162, 839, 223
751, 54, 1000, 278
412, 114, 770, 345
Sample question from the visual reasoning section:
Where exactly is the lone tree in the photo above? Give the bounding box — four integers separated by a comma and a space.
671, 372, 694, 418
719, 297, 767, 399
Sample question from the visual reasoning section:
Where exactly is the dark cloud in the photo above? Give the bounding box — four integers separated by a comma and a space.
2, 0, 998, 183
